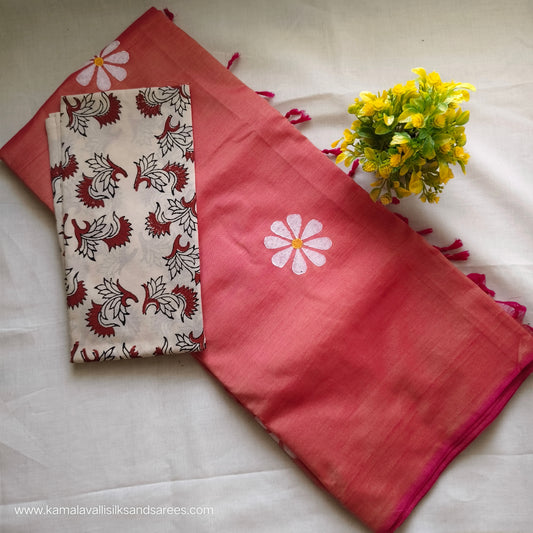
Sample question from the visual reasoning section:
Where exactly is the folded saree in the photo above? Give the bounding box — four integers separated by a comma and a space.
2, 7, 533, 532
46, 86, 204, 362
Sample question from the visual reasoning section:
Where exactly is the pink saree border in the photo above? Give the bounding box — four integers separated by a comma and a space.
381, 352, 533, 532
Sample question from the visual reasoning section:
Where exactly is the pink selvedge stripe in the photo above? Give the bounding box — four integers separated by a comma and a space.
380, 352, 533, 533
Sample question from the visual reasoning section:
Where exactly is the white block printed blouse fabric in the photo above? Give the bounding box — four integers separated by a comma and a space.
46, 86, 205, 362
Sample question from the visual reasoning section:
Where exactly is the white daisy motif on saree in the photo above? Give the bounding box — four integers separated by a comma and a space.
264, 214, 332, 275
75, 40, 129, 91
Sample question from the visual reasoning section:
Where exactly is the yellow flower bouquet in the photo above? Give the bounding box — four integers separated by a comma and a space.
333, 68, 475, 204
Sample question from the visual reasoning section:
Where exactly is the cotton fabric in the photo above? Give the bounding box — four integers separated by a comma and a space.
1, 6, 533, 533
45, 86, 204, 362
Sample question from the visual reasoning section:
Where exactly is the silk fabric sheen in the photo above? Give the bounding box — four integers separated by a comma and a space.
1, 8, 533, 532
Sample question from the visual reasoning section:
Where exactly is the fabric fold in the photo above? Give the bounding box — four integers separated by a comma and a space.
1, 7, 533, 532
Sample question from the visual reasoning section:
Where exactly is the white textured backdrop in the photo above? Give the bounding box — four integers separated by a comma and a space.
1, 1, 532, 531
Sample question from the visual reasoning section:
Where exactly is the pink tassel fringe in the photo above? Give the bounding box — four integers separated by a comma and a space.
466, 273, 495, 297
435, 239, 463, 253
394, 213, 433, 236
440, 250, 470, 261
322, 148, 342, 157
285, 108, 311, 125
394, 213, 468, 261
226, 52, 240, 70
467, 273, 532, 331
348, 159, 360, 177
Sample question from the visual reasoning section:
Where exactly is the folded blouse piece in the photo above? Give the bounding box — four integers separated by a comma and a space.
2, 7, 533, 532
46, 87, 204, 362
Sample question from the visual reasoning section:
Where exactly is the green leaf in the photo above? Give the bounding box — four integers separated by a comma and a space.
391, 132, 411, 146
403, 103, 418, 113
433, 133, 452, 146
421, 137, 435, 159
364, 147, 376, 160
347, 104, 358, 114
398, 109, 412, 123
374, 123, 391, 135
411, 97, 426, 112
383, 114, 395, 126
358, 127, 375, 139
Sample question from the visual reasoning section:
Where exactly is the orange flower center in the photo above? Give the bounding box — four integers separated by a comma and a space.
93, 56, 104, 67
291, 238, 303, 249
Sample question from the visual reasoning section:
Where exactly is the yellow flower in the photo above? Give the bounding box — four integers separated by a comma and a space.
426, 194, 440, 204
439, 142, 452, 154
412, 67, 427, 80
445, 108, 456, 120
335, 68, 474, 204
454, 146, 470, 162
392, 83, 405, 96
453, 146, 465, 159
427, 71, 441, 86
411, 113, 425, 128
458, 82, 476, 92
399, 145, 414, 159
372, 98, 386, 111
343, 128, 356, 143
389, 153, 402, 167
359, 91, 376, 102
362, 160, 378, 172
404, 80, 417, 95
361, 102, 375, 116
379, 165, 392, 179
433, 114, 446, 128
